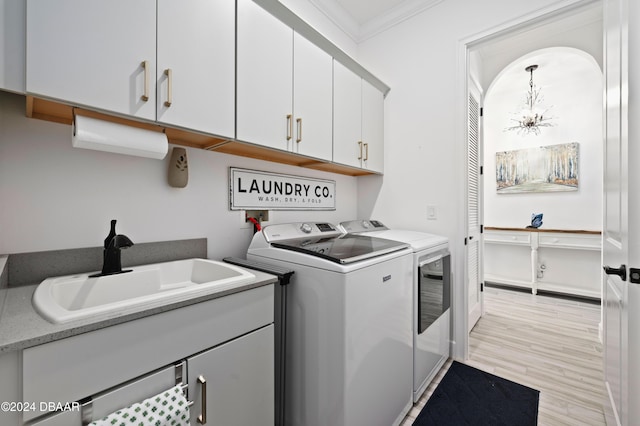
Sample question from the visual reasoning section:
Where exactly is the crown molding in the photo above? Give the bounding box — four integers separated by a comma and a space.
307, 0, 361, 41
309, 0, 444, 43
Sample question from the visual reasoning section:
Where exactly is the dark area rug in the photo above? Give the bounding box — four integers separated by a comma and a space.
413, 361, 539, 426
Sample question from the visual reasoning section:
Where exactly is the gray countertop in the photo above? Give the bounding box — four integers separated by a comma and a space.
0, 270, 277, 354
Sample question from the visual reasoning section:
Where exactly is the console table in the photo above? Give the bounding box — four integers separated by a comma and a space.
483, 227, 602, 299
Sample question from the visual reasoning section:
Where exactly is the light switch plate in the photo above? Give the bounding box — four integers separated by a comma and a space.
427, 205, 437, 220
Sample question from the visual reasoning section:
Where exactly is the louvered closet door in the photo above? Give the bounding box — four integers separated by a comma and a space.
467, 80, 483, 331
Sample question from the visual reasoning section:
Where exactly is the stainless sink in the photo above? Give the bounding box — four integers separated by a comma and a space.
33, 258, 255, 324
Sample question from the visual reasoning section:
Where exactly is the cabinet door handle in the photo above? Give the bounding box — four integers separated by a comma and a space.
364, 143, 369, 161
141, 60, 150, 102
358, 141, 363, 160
286, 114, 292, 141
603, 264, 627, 281
296, 118, 302, 143
164, 68, 173, 107
197, 375, 207, 424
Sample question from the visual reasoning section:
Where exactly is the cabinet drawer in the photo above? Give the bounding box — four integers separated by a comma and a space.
484, 231, 531, 245
31, 410, 79, 426
30, 365, 178, 425
538, 233, 601, 250
23, 284, 273, 420
88, 365, 179, 423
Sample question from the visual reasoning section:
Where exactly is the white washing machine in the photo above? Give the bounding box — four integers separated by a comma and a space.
247, 222, 413, 426
340, 220, 450, 403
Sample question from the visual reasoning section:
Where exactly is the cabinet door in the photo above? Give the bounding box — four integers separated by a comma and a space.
157, 0, 235, 138
237, 0, 293, 150
362, 80, 384, 173
26, 0, 156, 120
188, 325, 274, 426
292, 33, 332, 160
333, 60, 363, 168
0, 0, 26, 93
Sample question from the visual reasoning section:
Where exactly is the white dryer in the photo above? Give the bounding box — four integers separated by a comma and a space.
247, 222, 413, 426
340, 220, 450, 403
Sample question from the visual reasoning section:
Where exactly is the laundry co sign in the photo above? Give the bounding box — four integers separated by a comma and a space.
229, 168, 336, 210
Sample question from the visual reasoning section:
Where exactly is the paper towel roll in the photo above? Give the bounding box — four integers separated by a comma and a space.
72, 115, 168, 160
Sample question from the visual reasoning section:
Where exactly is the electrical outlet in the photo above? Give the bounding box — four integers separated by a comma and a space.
240, 210, 270, 229
239, 210, 250, 229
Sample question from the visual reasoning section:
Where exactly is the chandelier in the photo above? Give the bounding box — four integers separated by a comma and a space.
505, 64, 555, 135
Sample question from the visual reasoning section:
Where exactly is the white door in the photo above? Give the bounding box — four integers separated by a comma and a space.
237, 0, 293, 149
467, 79, 483, 331
362, 79, 385, 173
292, 32, 333, 160
602, 0, 640, 424
188, 326, 274, 426
26, 0, 156, 120
156, 0, 235, 138
333, 60, 363, 169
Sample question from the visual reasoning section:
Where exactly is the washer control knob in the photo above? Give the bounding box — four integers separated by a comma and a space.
300, 223, 313, 234
362, 220, 370, 229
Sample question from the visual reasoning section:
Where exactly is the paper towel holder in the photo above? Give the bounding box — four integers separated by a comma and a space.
168, 147, 188, 188
72, 112, 168, 160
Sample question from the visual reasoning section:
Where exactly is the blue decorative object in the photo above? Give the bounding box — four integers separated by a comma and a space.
527, 213, 543, 229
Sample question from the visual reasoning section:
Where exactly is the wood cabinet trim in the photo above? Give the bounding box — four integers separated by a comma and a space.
26, 96, 379, 177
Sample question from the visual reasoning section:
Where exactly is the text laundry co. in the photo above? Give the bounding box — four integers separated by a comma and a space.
237, 178, 332, 198
230, 167, 336, 211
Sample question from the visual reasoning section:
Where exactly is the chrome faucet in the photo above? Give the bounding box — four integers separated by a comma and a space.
91, 220, 134, 277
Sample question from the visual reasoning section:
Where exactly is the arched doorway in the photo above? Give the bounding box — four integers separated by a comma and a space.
483, 47, 603, 297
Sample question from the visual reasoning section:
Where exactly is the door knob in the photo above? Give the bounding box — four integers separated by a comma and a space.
603, 264, 627, 281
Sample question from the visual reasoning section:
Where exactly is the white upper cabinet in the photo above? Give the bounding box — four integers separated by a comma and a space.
292, 33, 333, 160
156, 0, 235, 138
333, 60, 362, 169
0, 0, 26, 93
237, 0, 293, 150
362, 79, 384, 173
26, 0, 157, 121
237, 0, 332, 161
24, 0, 385, 173
26, 0, 235, 139
333, 61, 384, 173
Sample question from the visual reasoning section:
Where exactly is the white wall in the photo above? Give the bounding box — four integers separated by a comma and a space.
0, 91, 358, 258
352, 0, 598, 358
483, 48, 602, 230
357, 0, 599, 236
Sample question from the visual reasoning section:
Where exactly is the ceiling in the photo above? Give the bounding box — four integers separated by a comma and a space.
310, 0, 602, 59
309, 0, 443, 42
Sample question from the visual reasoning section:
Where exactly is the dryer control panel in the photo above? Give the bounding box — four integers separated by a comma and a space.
262, 222, 342, 242
340, 219, 389, 233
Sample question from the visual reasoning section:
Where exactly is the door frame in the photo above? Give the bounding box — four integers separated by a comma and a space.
453, 0, 602, 360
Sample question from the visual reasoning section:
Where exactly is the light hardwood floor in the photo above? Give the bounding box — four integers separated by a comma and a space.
401, 285, 605, 425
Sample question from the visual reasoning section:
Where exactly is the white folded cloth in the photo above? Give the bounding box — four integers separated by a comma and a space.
89, 384, 190, 426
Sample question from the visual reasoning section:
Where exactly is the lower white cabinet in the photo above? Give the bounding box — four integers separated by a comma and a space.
188, 325, 274, 425
31, 325, 275, 426
18, 284, 274, 426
